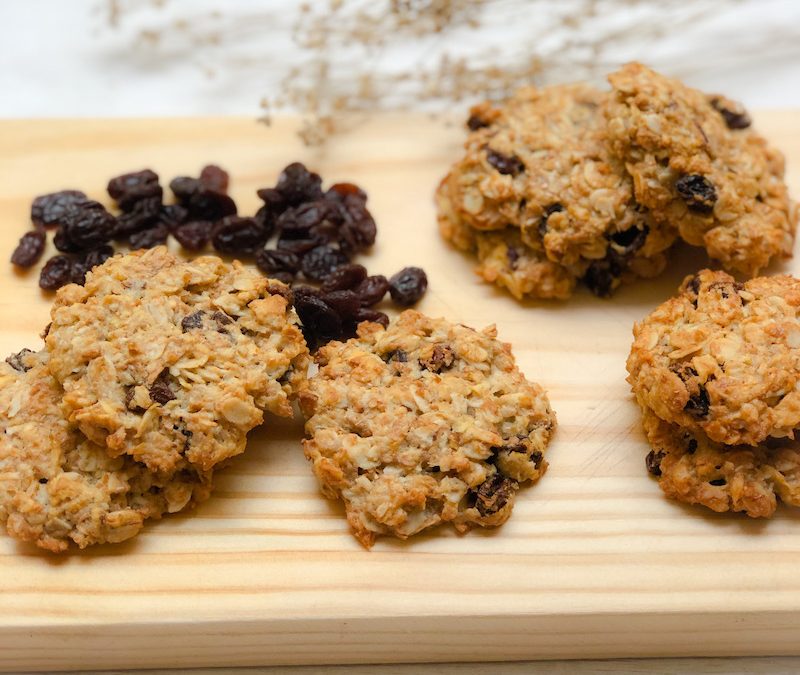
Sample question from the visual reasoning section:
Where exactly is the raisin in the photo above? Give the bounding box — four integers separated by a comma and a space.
149, 369, 176, 405
325, 182, 367, 202
467, 114, 489, 130
256, 249, 301, 277
645, 450, 666, 477
537, 203, 564, 238
181, 311, 205, 332
277, 235, 323, 256
11, 231, 46, 267
173, 220, 213, 251
321, 263, 367, 292
255, 186, 289, 229
334, 195, 377, 253
709, 477, 727, 486
321, 289, 360, 319
5, 348, 34, 372
72, 245, 115, 284
170, 176, 202, 201
419, 344, 455, 373
301, 244, 349, 282
277, 201, 333, 237
211, 216, 268, 254
582, 255, 623, 298
354, 275, 389, 306
530, 450, 543, 468
107, 169, 162, 211
472, 474, 517, 516
199, 164, 229, 193
609, 225, 648, 254
506, 246, 520, 268
684, 385, 710, 419
275, 162, 323, 205
295, 293, 342, 350
710, 97, 751, 130
212, 310, 234, 326
687, 439, 698, 454
270, 271, 295, 285
55, 200, 115, 252
675, 174, 717, 215
113, 196, 162, 237
352, 308, 389, 328
186, 189, 237, 221
486, 149, 525, 176
31, 190, 87, 229
159, 204, 189, 231
129, 223, 168, 250
389, 267, 428, 306
39, 255, 75, 291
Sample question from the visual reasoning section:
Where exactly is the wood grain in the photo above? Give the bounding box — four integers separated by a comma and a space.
0, 113, 799, 672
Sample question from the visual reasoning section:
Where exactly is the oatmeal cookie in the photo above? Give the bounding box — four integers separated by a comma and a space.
605, 62, 797, 276
0, 349, 212, 552
436, 83, 676, 298
628, 269, 800, 447
641, 408, 800, 518
299, 310, 556, 547
46, 247, 309, 475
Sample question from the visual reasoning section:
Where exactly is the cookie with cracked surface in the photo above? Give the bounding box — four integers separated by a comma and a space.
627, 269, 800, 447
436, 83, 676, 298
605, 62, 797, 276
0, 349, 212, 552
299, 310, 556, 547
641, 407, 800, 518
46, 247, 309, 475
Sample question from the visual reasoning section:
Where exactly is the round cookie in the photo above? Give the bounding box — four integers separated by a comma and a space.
0, 349, 212, 552
628, 269, 800, 447
46, 247, 310, 475
605, 62, 797, 276
436, 83, 676, 297
641, 407, 800, 518
299, 310, 556, 547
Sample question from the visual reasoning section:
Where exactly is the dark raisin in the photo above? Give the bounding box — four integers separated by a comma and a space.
275, 162, 323, 205
687, 439, 698, 454
710, 97, 751, 130
609, 225, 648, 253
420, 344, 455, 373
582, 256, 622, 298
180, 428, 193, 452
321, 263, 367, 292
270, 271, 295, 285
170, 176, 202, 201
31, 190, 88, 229
684, 385, 710, 419
467, 114, 489, 130
486, 149, 525, 176
107, 169, 162, 211
530, 450, 543, 468
11, 230, 46, 267
211, 216, 268, 254
186, 189, 237, 221
334, 195, 377, 253
39, 254, 75, 291
276, 235, 323, 256
55, 200, 115, 252
354, 275, 389, 306
384, 349, 408, 363
645, 450, 666, 477
325, 182, 368, 202
709, 478, 727, 486
173, 220, 213, 251
675, 174, 717, 215
389, 267, 428, 306
129, 223, 168, 250
181, 311, 205, 332
72, 245, 115, 284
113, 196, 162, 237
159, 203, 189, 231
212, 310, 234, 326
506, 246, 520, 268
277, 201, 334, 237
352, 308, 389, 328
295, 293, 342, 350
256, 249, 301, 277
301, 245, 349, 282
687, 274, 702, 296
199, 164, 229, 193
149, 369, 176, 405
537, 203, 564, 238
255, 187, 289, 229
321, 290, 360, 319
5, 348, 34, 372
38, 478, 48, 484
472, 474, 517, 516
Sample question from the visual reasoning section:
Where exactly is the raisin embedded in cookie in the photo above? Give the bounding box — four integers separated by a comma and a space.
45, 247, 309, 475
628, 269, 800, 447
641, 408, 800, 518
605, 62, 798, 276
0, 350, 212, 552
299, 310, 556, 547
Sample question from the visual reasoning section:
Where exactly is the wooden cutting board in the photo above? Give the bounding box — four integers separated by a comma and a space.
1, 114, 799, 672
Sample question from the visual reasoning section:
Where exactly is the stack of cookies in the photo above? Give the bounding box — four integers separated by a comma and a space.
0, 247, 309, 551
436, 62, 798, 299
627, 269, 800, 517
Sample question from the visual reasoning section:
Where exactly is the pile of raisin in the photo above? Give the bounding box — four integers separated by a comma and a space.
12, 162, 427, 350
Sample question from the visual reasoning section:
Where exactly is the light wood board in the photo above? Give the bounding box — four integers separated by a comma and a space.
0, 113, 799, 672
